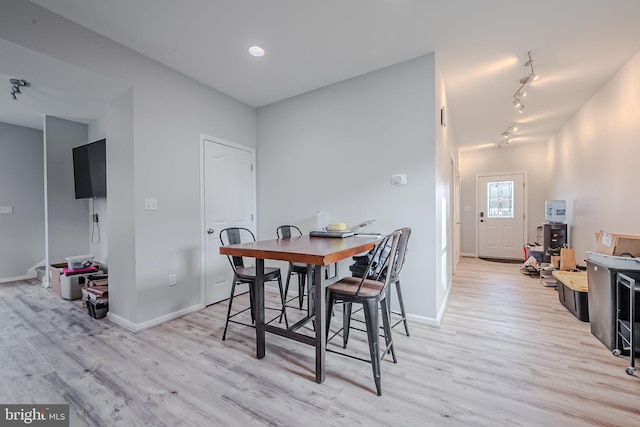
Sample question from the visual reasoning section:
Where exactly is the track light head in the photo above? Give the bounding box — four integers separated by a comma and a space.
9, 78, 29, 87
8, 78, 30, 100
519, 75, 532, 85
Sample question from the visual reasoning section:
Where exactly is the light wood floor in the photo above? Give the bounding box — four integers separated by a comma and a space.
1, 257, 639, 426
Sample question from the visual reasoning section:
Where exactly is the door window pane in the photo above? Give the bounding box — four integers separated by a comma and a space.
487, 180, 514, 218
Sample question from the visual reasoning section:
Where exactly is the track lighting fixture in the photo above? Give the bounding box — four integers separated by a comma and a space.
498, 51, 539, 147
512, 51, 539, 112
9, 78, 29, 100
497, 123, 519, 148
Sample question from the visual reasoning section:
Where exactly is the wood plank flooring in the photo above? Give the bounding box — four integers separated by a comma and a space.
1, 257, 639, 426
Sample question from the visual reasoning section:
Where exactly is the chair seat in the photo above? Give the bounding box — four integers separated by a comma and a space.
236, 266, 281, 281
327, 276, 384, 297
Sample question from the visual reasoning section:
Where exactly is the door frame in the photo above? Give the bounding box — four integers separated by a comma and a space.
199, 133, 257, 307
475, 171, 528, 259
452, 157, 461, 274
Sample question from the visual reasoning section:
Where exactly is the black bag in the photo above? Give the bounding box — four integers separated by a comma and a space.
349, 241, 393, 280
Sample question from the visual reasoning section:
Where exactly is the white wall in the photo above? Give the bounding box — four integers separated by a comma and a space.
459, 142, 549, 256
44, 116, 90, 264
0, 122, 44, 280
548, 50, 640, 263
434, 62, 458, 317
1, 0, 256, 329
257, 54, 452, 324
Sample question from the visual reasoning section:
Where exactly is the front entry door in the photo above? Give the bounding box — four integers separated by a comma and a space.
478, 173, 525, 260
203, 137, 256, 305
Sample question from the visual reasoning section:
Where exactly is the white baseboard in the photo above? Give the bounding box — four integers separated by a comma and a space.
28, 259, 46, 278
406, 313, 440, 327
460, 252, 478, 258
405, 276, 453, 328
108, 303, 205, 333
0, 273, 36, 284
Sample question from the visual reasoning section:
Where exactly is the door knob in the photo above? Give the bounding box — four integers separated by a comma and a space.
206, 228, 214, 234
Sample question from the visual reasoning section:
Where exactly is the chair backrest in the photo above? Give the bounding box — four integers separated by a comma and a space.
356, 230, 402, 297
276, 225, 302, 239
393, 227, 412, 277
219, 227, 256, 271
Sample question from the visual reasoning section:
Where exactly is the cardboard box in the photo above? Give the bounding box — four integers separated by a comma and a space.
49, 262, 101, 299
49, 263, 68, 297
595, 230, 640, 257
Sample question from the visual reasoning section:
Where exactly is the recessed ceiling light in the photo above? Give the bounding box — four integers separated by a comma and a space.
248, 46, 265, 57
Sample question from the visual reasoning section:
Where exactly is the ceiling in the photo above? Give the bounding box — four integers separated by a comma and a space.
4, 0, 640, 149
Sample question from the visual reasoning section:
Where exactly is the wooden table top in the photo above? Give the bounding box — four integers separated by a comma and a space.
219, 235, 379, 266
552, 270, 588, 292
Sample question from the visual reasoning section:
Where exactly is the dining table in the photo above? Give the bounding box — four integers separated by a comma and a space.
219, 234, 379, 383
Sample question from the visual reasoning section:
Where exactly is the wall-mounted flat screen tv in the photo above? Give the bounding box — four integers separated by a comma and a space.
72, 138, 107, 199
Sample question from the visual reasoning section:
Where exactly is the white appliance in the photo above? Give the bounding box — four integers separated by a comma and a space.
545, 200, 566, 223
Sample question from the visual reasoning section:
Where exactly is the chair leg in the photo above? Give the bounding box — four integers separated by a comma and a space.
283, 265, 293, 305
298, 273, 306, 310
395, 280, 410, 336
325, 293, 335, 342
380, 296, 397, 363
342, 302, 352, 349
363, 298, 382, 396
277, 275, 289, 328
222, 280, 237, 341
248, 283, 255, 324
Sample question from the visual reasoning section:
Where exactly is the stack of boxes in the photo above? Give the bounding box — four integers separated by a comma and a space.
82, 275, 109, 319
49, 254, 109, 319
49, 255, 100, 300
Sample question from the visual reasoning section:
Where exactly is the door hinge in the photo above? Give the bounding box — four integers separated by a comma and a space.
251, 214, 254, 221
251, 164, 254, 171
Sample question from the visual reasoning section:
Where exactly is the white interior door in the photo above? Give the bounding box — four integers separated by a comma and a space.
203, 137, 256, 305
478, 173, 525, 259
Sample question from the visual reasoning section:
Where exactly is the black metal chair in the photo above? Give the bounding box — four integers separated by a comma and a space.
344, 227, 411, 348
276, 225, 311, 311
325, 230, 402, 396
220, 227, 288, 340
387, 227, 411, 335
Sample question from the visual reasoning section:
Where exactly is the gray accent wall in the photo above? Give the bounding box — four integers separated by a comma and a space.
257, 54, 456, 324
0, 1, 257, 329
0, 122, 44, 280
45, 116, 90, 264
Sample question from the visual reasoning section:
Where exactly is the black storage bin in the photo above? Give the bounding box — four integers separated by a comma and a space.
556, 279, 589, 322
88, 299, 109, 319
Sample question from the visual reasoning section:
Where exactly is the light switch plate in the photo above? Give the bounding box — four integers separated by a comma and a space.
144, 198, 158, 210
0, 206, 13, 214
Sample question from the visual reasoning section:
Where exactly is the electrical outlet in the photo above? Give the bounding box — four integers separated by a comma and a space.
169, 274, 177, 286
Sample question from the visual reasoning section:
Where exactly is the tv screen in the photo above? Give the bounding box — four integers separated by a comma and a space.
72, 139, 107, 199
